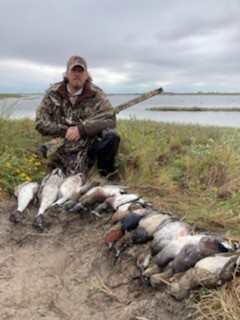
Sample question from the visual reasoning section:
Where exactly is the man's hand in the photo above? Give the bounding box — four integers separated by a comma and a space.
65, 126, 81, 142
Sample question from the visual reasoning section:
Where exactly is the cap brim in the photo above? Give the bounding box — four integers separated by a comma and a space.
69, 63, 86, 71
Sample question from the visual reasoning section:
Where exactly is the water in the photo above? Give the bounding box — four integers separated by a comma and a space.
1, 94, 240, 128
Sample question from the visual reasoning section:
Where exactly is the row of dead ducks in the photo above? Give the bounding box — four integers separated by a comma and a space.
10, 168, 240, 300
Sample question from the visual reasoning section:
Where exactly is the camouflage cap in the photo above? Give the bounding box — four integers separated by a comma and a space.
67, 56, 87, 71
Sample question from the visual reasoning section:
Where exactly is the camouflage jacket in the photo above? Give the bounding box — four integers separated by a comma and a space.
35, 80, 116, 153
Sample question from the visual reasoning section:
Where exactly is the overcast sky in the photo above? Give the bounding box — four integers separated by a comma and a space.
0, 0, 239, 94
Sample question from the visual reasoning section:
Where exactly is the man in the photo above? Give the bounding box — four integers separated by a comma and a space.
35, 56, 120, 177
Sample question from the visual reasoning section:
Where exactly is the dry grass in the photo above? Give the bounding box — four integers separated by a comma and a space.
91, 273, 130, 304
192, 277, 240, 320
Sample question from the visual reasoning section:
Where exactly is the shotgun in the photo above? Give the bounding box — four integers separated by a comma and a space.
41, 87, 163, 158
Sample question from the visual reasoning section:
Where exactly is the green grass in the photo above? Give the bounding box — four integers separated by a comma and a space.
117, 119, 240, 235
0, 118, 46, 195
0, 115, 239, 319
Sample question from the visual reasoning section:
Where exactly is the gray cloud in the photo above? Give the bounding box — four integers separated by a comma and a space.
0, 0, 240, 93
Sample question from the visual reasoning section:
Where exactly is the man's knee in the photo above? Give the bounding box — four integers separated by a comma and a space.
96, 129, 120, 152
102, 129, 120, 143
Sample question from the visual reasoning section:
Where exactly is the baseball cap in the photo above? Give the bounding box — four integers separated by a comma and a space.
67, 56, 87, 71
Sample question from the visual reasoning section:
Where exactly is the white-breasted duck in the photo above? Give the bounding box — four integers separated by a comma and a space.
33, 168, 64, 229
156, 234, 205, 268
151, 220, 193, 255
52, 173, 83, 207
172, 235, 238, 274
169, 251, 240, 300
90, 193, 144, 217
132, 212, 171, 244
9, 181, 39, 223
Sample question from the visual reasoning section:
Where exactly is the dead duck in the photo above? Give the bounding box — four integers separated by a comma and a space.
151, 220, 193, 255
112, 212, 160, 257
150, 265, 174, 289
90, 193, 144, 217
169, 251, 240, 300
9, 181, 39, 223
33, 168, 64, 229
80, 185, 127, 204
136, 249, 152, 274
172, 235, 238, 274
105, 228, 124, 250
113, 232, 134, 258
132, 212, 171, 244
111, 202, 145, 222
156, 234, 205, 268
121, 212, 144, 234
69, 185, 127, 213
63, 180, 100, 210
142, 264, 161, 278
105, 212, 144, 250
51, 173, 83, 207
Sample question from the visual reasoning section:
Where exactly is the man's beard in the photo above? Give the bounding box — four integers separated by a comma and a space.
72, 79, 83, 90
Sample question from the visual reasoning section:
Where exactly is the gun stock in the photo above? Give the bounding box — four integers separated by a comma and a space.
41, 87, 163, 158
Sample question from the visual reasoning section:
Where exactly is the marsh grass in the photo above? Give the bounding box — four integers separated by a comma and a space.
148, 106, 240, 111
0, 117, 46, 194
0, 115, 240, 319
191, 277, 240, 320
0, 94, 23, 99
0, 98, 20, 119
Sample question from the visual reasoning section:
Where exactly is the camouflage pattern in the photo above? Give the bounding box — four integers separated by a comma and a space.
41, 87, 164, 158
36, 80, 116, 175
47, 137, 92, 176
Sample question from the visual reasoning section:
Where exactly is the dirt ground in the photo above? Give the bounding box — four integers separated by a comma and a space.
0, 199, 194, 320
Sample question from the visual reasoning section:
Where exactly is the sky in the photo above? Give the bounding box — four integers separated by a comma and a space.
0, 0, 240, 94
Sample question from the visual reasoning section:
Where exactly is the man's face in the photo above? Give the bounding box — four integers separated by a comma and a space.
67, 66, 88, 90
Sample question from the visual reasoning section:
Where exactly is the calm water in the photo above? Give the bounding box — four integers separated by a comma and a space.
1, 94, 240, 128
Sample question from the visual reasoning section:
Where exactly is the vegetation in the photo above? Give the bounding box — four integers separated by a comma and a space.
148, 106, 240, 111
0, 93, 24, 99
0, 115, 239, 319
0, 118, 46, 196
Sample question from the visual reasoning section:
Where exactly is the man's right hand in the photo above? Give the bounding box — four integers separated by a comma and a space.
65, 126, 81, 142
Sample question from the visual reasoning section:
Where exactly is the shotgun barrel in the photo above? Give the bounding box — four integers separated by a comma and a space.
41, 87, 163, 158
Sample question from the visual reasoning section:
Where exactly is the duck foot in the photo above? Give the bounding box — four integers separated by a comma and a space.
68, 203, 86, 213
90, 210, 104, 217
48, 205, 62, 218
9, 211, 23, 223
33, 215, 45, 230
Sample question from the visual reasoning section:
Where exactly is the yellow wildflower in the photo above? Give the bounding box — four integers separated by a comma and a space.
16, 168, 20, 173
26, 176, 32, 182
35, 161, 41, 167
6, 162, 12, 169
20, 172, 26, 178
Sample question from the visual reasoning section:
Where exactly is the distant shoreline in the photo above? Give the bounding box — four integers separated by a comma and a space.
1, 92, 240, 99
148, 106, 240, 112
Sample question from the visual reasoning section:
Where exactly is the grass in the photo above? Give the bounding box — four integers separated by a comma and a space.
0, 117, 46, 195
0, 93, 24, 99
148, 106, 240, 111
0, 115, 239, 319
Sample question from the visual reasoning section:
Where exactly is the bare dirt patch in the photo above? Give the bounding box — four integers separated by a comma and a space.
0, 199, 194, 320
